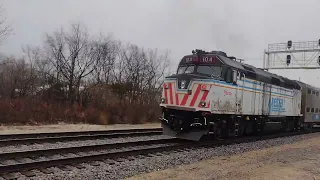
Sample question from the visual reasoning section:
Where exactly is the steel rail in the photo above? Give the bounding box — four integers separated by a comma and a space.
0, 128, 162, 139
0, 128, 163, 146
0, 138, 183, 161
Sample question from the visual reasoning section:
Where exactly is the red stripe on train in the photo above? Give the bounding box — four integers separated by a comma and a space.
169, 83, 173, 104
180, 94, 189, 106
198, 85, 212, 107
189, 84, 201, 107
164, 84, 168, 104
175, 93, 179, 105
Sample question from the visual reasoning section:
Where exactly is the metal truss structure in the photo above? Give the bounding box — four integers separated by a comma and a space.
263, 40, 320, 71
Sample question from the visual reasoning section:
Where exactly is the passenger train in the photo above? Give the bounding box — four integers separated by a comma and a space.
159, 49, 320, 141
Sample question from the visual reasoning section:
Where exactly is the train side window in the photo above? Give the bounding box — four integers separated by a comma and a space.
311, 108, 314, 113
308, 89, 311, 94
316, 108, 319, 113
312, 91, 315, 95
317, 92, 319, 96
307, 107, 310, 112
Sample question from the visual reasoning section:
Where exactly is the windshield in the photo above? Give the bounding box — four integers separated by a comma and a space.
176, 65, 222, 78
177, 65, 195, 74
197, 65, 222, 77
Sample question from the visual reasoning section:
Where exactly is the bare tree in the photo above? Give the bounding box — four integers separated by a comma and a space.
22, 45, 55, 89
45, 22, 99, 104
111, 43, 170, 105
0, 5, 13, 45
0, 56, 38, 98
92, 34, 119, 84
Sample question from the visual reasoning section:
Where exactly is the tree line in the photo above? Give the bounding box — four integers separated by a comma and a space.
0, 21, 171, 125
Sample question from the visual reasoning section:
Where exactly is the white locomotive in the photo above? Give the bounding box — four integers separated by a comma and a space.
160, 50, 309, 141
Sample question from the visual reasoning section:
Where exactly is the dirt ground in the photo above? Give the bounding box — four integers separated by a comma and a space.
128, 136, 320, 180
0, 123, 160, 134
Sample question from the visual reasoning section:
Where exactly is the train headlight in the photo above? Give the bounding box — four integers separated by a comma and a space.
161, 98, 166, 103
200, 101, 206, 107
180, 80, 186, 89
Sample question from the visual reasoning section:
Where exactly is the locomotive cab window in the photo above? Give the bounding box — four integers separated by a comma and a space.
177, 65, 195, 74
197, 65, 222, 78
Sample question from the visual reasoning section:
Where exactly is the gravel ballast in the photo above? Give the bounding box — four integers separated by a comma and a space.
5, 132, 319, 180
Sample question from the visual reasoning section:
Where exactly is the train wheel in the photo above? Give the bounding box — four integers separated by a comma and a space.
282, 118, 294, 132
221, 120, 229, 139
255, 117, 265, 135
234, 116, 243, 137
213, 124, 222, 140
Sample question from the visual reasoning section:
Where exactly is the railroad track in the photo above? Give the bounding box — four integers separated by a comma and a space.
1, 128, 319, 179
0, 137, 185, 179
0, 128, 163, 146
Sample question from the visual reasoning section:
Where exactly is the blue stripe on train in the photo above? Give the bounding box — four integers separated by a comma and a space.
165, 78, 295, 97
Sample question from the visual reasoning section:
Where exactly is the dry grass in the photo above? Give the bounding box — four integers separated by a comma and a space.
0, 97, 161, 126
127, 136, 320, 180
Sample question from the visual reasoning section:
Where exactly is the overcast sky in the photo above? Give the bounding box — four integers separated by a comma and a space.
2, 0, 320, 86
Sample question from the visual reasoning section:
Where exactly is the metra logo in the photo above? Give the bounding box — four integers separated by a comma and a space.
312, 114, 320, 121
269, 97, 286, 112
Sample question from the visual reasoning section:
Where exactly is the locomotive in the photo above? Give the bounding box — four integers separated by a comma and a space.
159, 49, 320, 141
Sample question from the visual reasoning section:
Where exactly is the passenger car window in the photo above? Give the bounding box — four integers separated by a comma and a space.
316, 108, 319, 113
311, 108, 314, 113
308, 89, 311, 94
307, 107, 310, 112
312, 91, 315, 95
317, 92, 319, 96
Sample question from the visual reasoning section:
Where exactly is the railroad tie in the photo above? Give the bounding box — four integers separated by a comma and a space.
1, 173, 18, 180
73, 164, 86, 169
103, 159, 116, 165
89, 161, 101, 166
57, 165, 73, 171
20, 170, 36, 177
39, 168, 54, 174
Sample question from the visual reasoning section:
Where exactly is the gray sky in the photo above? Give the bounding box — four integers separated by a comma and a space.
2, 0, 320, 85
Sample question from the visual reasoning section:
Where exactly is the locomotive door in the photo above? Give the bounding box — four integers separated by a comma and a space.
262, 82, 272, 115
235, 72, 245, 114
252, 81, 257, 114
253, 81, 263, 115
257, 81, 263, 115
277, 88, 283, 116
